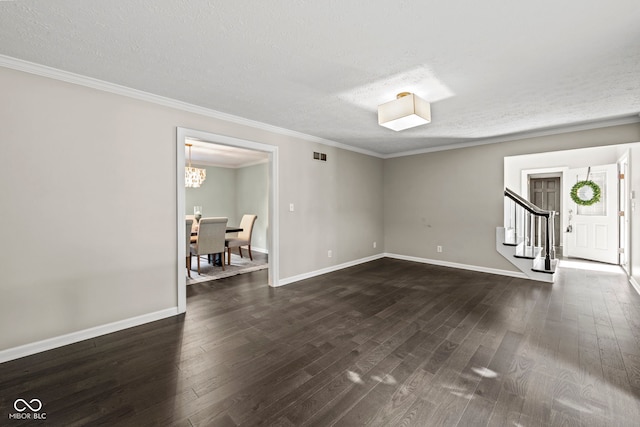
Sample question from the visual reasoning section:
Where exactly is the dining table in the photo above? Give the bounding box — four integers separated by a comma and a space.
190, 224, 243, 266
191, 225, 243, 236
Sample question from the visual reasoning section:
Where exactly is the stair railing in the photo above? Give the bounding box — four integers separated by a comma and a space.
504, 188, 556, 271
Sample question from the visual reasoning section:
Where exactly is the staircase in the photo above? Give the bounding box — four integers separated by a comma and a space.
496, 188, 558, 283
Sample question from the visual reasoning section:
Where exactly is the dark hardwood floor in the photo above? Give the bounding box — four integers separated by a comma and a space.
2, 258, 640, 426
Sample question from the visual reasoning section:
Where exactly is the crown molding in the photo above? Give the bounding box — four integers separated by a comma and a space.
384, 114, 640, 159
2, 54, 638, 161
192, 158, 269, 169
0, 54, 384, 159
234, 158, 270, 169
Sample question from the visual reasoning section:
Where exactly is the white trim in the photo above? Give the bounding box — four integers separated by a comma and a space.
385, 252, 530, 280
0, 308, 178, 364
0, 54, 382, 159
5, 54, 638, 161
278, 254, 386, 287
269, 147, 280, 287
278, 252, 530, 287
618, 150, 631, 275
630, 277, 640, 297
251, 246, 269, 254
192, 158, 269, 170
177, 129, 187, 313
177, 128, 279, 300
386, 115, 640, 159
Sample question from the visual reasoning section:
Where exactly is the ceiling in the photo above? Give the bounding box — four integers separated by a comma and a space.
1, 1, 639, 156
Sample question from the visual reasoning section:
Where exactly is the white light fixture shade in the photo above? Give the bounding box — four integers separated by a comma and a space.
378, 93, 431, 131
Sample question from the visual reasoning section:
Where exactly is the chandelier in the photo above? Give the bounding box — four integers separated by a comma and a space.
185, 143, 206, 188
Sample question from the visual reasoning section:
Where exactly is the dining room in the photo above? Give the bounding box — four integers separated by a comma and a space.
184, 140, 269, 284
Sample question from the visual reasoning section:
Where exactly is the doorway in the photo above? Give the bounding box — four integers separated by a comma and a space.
185, 141, 269, 285
529, 175, 562, 257
564, 164, 619, 264
176, 128, 279, 313
507, 143, 638, 276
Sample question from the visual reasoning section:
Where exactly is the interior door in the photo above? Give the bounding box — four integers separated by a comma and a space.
529, 177, 561, 255
565, 164, 618, 264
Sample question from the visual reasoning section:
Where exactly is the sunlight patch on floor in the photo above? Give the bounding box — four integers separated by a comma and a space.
346, 370, 398, 386
346, 370, 364, 384
371, 374, 397, 385
558, 259, 623, 273
556, 398, 593, 414
471, 367, 498, 378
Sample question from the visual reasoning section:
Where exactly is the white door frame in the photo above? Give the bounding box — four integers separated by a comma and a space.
618, 151, 631, 274
176, 127, 279, 313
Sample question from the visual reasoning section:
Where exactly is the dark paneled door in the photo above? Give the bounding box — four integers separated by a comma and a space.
529, 177, 561, 256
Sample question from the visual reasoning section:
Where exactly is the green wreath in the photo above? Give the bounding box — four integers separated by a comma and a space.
570, 180, 601, 206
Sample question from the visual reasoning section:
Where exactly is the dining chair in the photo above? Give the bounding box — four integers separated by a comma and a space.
186, 214, 198, 243
190, 217, 228, 274
225, 214, 257, 265
185, 218, 193, 278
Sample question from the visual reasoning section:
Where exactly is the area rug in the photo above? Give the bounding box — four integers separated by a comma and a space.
186, 253, 268, 284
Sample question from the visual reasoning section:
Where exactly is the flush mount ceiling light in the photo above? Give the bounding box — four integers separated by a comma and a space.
378, 92, 431, 131
185, 143, 206, 188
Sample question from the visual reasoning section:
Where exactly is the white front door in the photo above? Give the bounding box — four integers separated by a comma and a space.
565, 164, 618, 264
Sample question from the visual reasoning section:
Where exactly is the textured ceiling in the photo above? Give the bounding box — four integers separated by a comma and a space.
1, 0, 639, 155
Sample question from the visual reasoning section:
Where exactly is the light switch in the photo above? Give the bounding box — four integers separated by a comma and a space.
289, 203, 294, 212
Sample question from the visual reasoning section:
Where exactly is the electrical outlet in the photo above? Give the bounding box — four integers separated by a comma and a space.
328, 250, 333, 258
437, 246, 443, 253
373, 241, 377, 248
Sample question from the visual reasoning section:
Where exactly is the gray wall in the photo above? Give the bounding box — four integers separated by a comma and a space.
1, 63, 638, 357
236, 162, 269, 251
336, 149, 384, 262
185, 164, 236, 222
0, 66, 384, 353
278, 140, 384, 274
384, 123, 640, 277
185, 162, 269, 251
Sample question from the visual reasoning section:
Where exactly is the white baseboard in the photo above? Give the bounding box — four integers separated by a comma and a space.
278, 252, 528, 287
251, 246, 268, 254
0, 307, 179, 364
277, 253, 386, 287
630, 277, 640, 297
384, 253, 529, 280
